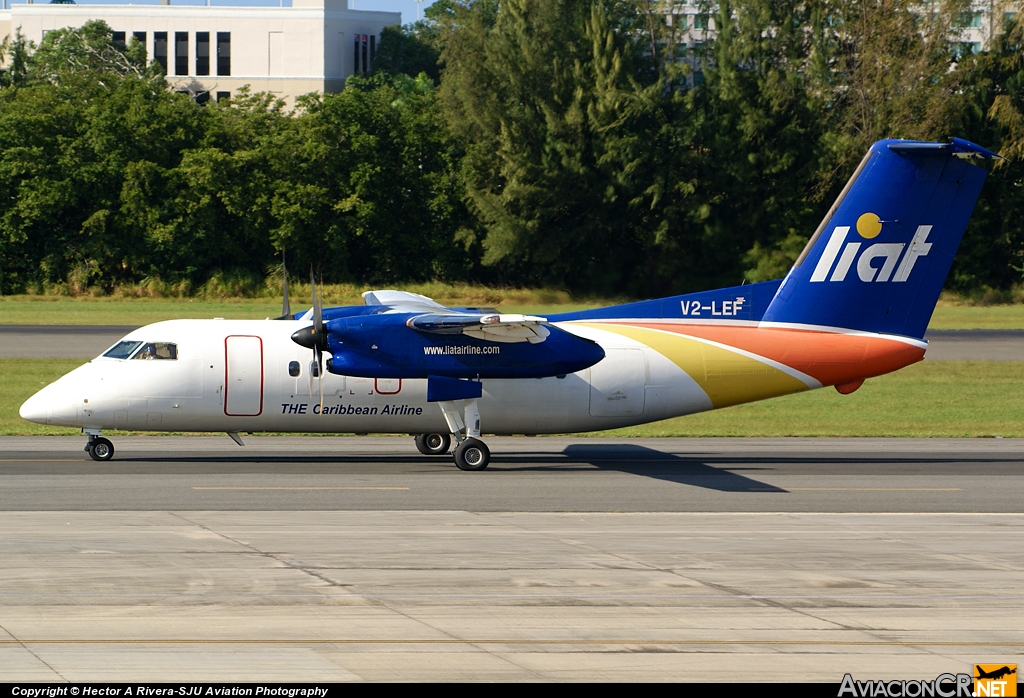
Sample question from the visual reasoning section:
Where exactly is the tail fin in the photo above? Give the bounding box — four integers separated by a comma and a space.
763, 138, 997, 339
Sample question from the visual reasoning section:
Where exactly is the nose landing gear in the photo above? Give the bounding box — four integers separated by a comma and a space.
84, 431, 114, 461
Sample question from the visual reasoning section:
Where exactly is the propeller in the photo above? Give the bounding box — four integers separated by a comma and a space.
273, 249, 292, 320
290, 269, 328, 409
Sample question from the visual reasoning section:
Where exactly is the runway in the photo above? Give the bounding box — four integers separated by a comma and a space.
1, 436, 1023, 512
1, 325, 1023, 359
1, 437, 1022, 681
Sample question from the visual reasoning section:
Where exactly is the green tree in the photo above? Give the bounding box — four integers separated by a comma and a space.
0, 29, 31, 88
372, 24, 442, 82
439, 0, 669, 294
942, 14, 1024, 291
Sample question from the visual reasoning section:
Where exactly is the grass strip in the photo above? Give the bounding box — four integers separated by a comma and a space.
597, 361, 1024, 437
2, 297, 1024, 329
3, 359, 1021, 437
0, 298, 601, 326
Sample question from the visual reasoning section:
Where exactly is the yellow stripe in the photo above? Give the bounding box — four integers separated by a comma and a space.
581, 324, 808, 409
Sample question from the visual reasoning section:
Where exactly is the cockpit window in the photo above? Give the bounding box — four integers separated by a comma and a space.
131, 342, 178, 360
103, 341, 144, 360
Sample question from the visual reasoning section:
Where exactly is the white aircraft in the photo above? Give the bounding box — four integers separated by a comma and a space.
19, 138, 998, 468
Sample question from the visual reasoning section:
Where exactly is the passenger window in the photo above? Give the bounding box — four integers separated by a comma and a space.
132, 342, 178, 360
288, 361, 301, 377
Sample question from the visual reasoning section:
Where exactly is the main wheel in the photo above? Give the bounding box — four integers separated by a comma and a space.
88, 437, 114, 462
454, 438, 490, 471
415, 433, 451, 456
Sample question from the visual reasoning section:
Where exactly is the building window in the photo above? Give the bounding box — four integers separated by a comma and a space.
154, 32, 168, 73
954, 11, 983, 29
268, 31, 284, 76
196, 32, 210, 76
667, 14, 687, 30
112, 31, 125, 49
1005, 12, 1018, 31
353, 34, 375, 74
216, 91, 230, 103
132, 31, 146, 58
694, 14, 709, 30
195, 91, 210, 105
175, 32, 188, 76
951, 41, 981, 59
217, 32, 231, 76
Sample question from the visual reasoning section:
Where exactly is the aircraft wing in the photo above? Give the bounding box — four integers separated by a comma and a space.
406, 313, 551, 344
362, 290, 448, 312
361, 289, 550, 343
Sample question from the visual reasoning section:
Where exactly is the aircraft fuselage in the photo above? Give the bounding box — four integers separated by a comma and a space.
20, 317, 924, 436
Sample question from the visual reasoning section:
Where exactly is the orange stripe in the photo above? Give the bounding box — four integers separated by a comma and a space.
598, 323, 924, 387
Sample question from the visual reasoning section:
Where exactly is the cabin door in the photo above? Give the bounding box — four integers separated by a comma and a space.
225, 335, 264, 416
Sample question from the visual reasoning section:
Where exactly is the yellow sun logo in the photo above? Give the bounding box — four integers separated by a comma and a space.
856, 212, 883, 239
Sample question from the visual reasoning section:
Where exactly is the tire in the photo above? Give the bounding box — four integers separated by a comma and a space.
454, 438, 490, 471
88, 437, 114, 462
415, 433, 451, 456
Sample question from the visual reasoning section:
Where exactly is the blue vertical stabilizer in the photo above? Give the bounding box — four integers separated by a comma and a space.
762, 139, 995, 339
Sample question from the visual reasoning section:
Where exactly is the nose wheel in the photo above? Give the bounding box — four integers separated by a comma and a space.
86, 436, 114, 461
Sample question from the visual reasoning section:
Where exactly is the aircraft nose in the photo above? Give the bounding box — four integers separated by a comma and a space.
19, 391, 50, 425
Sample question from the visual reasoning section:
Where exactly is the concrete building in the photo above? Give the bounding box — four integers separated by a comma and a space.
0, 0, 400, 103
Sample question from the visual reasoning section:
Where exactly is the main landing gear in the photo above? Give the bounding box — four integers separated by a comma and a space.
415, 397, 491, 471
414, 431, 491, 471
415, 432, 451, 456
84, 430, 114, 461
453, 438, 490, 471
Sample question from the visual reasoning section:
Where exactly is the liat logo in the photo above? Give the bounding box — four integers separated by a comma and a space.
810, 212, 933, 283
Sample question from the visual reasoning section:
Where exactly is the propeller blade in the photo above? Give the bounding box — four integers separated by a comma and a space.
311, 269, 324, 338
293, 268, 327, 406
281, 249, 291, 319
313, 344, 324, 412
272, 250, 292, 320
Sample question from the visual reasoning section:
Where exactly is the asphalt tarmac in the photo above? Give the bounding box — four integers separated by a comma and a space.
1, 325, 1023, 360
1, 436, 1023, 512
1, 436, 1022, 681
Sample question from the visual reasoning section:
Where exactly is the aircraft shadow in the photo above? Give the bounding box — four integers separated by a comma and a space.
559, 444, 787, 492
8, 445, 1020, 491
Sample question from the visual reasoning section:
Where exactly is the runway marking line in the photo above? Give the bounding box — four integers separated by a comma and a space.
785, 488, 963, 492
191, 486, 409, 491
2, 639, 1021, 647
0, 459, 85, 462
